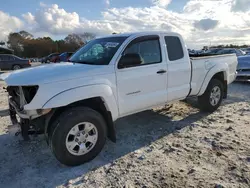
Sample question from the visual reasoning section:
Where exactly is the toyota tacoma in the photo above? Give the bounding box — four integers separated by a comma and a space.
1, 32, 238, 166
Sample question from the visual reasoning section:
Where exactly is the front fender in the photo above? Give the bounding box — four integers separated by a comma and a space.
198, 63, 228, 96
42, 84, 119, 121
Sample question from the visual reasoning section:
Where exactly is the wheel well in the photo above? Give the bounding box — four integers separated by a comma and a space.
45, 97, 116, 142
211, 71, 227, 98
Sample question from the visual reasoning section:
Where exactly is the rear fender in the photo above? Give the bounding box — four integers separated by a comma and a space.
42, 84, 119, 121
198, 63, 228, 96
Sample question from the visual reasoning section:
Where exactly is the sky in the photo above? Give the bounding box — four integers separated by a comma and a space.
0, 0, 250, 49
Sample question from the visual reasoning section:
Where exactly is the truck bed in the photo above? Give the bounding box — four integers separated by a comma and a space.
189, 54, 237, 96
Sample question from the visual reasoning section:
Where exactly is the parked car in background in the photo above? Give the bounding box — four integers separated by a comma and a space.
204, 48, 221, 55
0, 54, 31, 70
30, 58, 39, 62
29, 58, 36, 62
215, 48, 246, 56
241, 48, 250, 55
236, 55, 250, 81
0, 46, 14, 54
59, 52, 74, 62
188, 49, 205, 56
41, 53, 60, 63
189, 48, 223, 57
51, 52, 74, 63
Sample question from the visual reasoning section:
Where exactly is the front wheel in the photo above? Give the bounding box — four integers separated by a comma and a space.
49, 107, 107, 166
13, 65, 21, 70
198, 79, 224, 112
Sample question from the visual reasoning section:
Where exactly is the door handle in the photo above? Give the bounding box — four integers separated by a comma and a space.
157, 70, 167, 74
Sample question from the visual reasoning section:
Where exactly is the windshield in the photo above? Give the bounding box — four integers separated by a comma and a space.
70, 36, 128, 65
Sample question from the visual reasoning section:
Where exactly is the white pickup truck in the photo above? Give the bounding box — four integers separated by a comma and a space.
1, 32, 237, 166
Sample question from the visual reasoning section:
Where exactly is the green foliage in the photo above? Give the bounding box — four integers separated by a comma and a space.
7, 31, 96, 58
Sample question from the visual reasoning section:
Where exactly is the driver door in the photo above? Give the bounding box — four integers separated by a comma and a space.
116, 35, 168, 117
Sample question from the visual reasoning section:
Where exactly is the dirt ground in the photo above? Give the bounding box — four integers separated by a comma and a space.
0, 81, 249, 188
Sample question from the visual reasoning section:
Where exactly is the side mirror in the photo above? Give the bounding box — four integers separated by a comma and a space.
118, 53, 142, 69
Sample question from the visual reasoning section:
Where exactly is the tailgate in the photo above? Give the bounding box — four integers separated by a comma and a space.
226, 54, 238, 83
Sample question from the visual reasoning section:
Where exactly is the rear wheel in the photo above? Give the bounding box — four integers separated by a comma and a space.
13, 65, 21, 70
49, 107, 107, 166
198, 79, 224, 112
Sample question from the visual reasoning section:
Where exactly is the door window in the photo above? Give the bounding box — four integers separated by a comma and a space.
119, 36, 161, 68
164, 36, 184, 61
1, 55, 12, 61
8, 56, 15, 61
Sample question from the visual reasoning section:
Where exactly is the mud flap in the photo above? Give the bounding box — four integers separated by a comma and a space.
106, 111, 116, 142
223, 80, 228, 99
9, 104, 30, 140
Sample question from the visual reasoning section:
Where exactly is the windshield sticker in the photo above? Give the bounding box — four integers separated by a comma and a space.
105, 42, 119, 48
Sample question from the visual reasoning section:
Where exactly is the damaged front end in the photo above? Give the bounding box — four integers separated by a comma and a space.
7, 86, 51, 140
8, 86, 39, 118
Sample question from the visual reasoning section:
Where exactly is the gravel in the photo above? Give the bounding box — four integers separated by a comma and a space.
0, 81, 249, 188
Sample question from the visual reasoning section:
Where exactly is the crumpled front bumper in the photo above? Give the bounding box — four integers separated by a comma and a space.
8, 96, 51, 120
8, 98, 52, 140
8, 103, 23, 137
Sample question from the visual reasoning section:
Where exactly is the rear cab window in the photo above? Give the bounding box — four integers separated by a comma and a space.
164, 36, 184, 61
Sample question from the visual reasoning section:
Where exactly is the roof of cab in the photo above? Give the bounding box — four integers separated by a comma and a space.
100, 31, 181, 38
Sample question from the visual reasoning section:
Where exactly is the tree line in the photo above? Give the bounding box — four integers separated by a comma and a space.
4, 31, 249, 57
6, 31, 96, 58
203, 44, 249, 50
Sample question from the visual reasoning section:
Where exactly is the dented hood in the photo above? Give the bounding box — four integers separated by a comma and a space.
1, 62, 111, 86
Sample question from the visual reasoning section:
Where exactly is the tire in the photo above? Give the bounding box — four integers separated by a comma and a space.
13, 65, 21, 70
49, 107, 107, 166
198, 79, 224, 112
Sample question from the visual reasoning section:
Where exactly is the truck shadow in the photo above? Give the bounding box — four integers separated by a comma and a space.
0, 102, 209, 188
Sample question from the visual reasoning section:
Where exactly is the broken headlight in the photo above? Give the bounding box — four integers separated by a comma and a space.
7, 86, 39, 109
